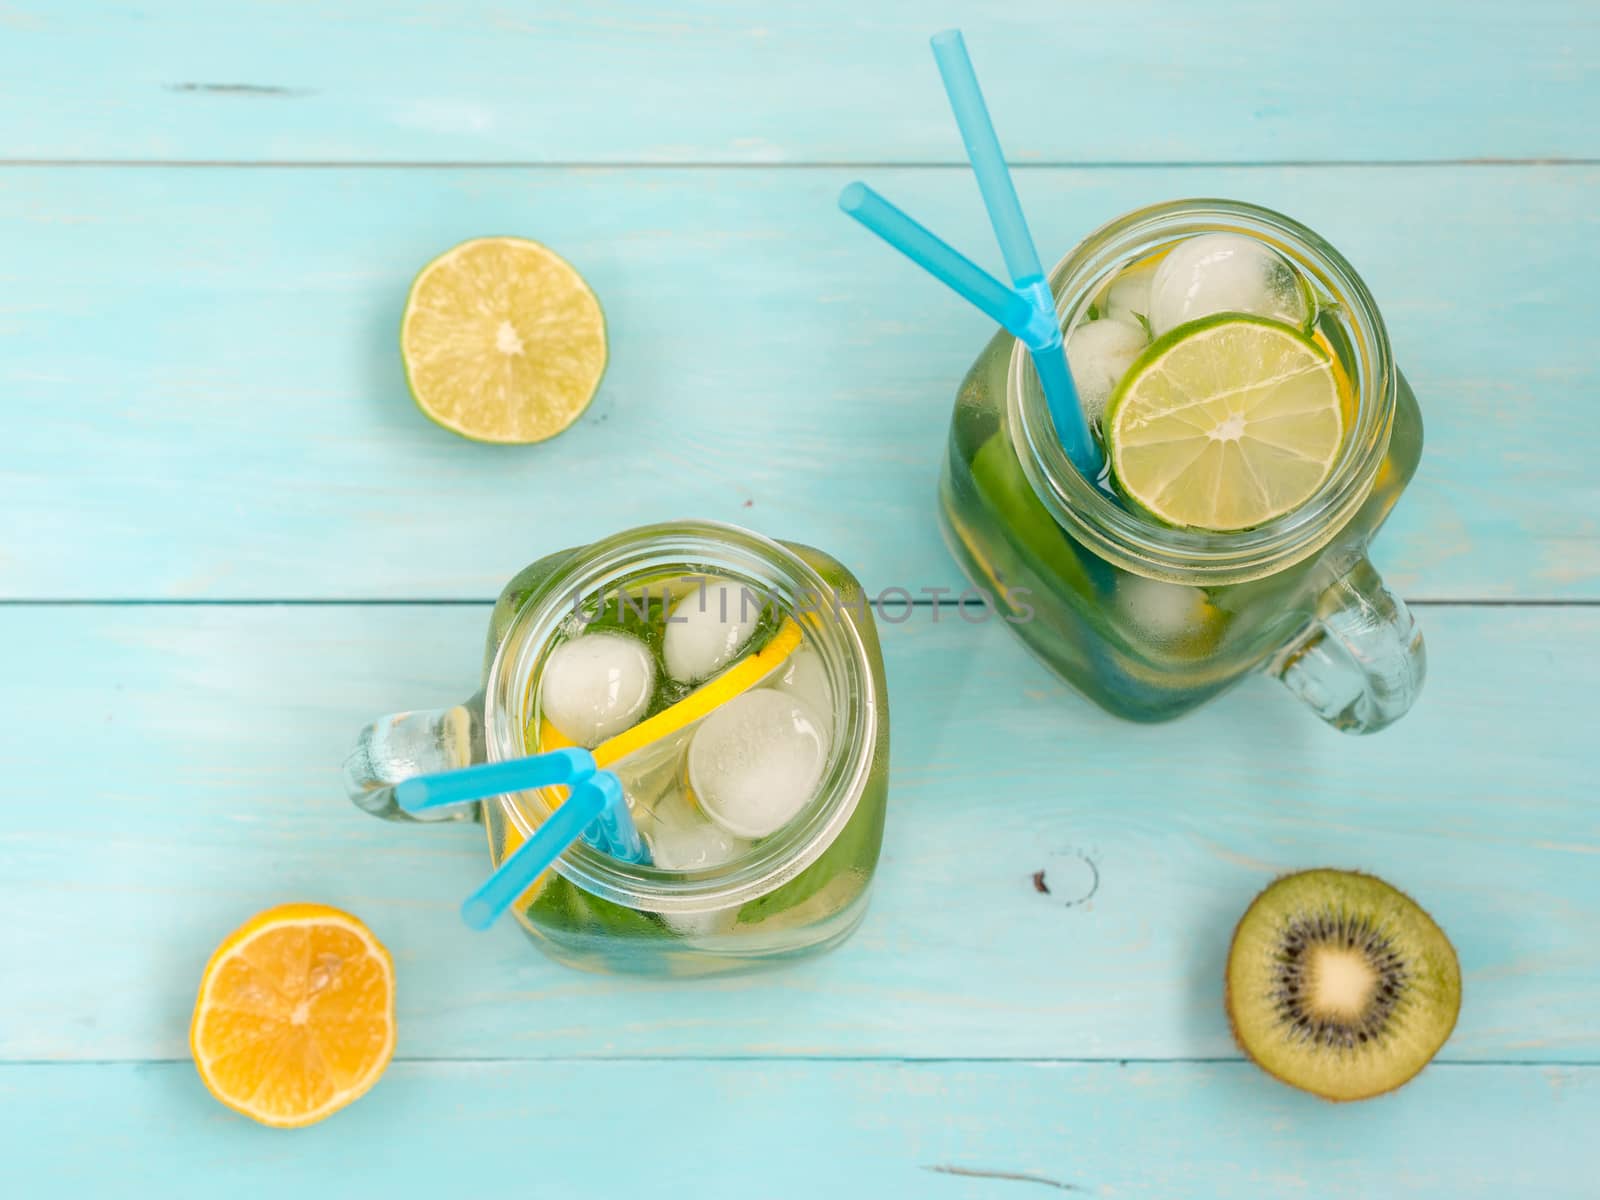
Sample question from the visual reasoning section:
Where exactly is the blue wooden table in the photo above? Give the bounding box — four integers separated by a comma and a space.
2, 3, 1597, 1195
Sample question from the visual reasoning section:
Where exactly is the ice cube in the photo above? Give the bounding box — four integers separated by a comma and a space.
1101, 263, 1155, 331
646, 791, 751, 872
661, 907, 735, 940
664, 577, 762, 683
1066, 318, 1148, 423
644, 791, 751, 936
765, 643, 832, 727
1147, 233, 1311, 337
538, 631, 655, 748
688, 690, 829, 838
1116, 574, 1215, 648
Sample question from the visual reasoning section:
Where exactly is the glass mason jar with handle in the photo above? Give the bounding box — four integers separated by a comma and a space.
346, 521, 889, 975
939, 199, 1425, 732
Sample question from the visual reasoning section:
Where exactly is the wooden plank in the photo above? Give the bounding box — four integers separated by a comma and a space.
1, 604, 1594, 1063
2, 1061, 1596, 1198
0, 1, 1594, 164
1, 164, 1595, 600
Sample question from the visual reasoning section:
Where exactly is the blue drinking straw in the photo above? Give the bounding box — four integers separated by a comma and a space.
836, 32, 1101, 479
930, 29, 1100, 478
397, 749, 650, 929
839, 184, 1060, 351
840, 174, 1097, 477
397, 746, 597, 814
930, 31, 1045, 294
461, 772, 631, 931
589, 773, 648, 863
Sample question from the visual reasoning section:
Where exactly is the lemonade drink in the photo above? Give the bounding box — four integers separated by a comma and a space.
349, 522, 889, 975
938, 200, 1425, 731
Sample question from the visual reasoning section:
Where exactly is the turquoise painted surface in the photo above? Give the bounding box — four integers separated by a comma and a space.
3, 605, 1595, 1064
4, 1063, 1598, 1199
3, 165, 1597, 600
0, 1, 1594, 163
1, 2, 1597, 1196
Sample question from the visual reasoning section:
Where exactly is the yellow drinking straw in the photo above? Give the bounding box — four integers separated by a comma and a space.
533, 618, 804, 766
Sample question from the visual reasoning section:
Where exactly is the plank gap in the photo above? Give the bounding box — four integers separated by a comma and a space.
1, 158, 1597, 171
0, 598, 1594, 609
4, 1055, 1599, 1068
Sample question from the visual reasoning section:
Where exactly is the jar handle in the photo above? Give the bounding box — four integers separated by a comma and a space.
345, 696, 486, 822
1269, 556, 1426, 734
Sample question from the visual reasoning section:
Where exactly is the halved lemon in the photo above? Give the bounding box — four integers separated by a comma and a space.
401, 236, 607, 443
1105, 315, 1346, 531
190, 904, 396, 1128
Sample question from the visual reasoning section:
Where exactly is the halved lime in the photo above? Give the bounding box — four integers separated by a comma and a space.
1104, 315, 1345, 531
401, 237, 607, 444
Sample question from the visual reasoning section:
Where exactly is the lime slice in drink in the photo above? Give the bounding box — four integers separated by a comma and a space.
401, 237, 607, 444
1104, 315, 1346, 531
969, 433, 1094, 600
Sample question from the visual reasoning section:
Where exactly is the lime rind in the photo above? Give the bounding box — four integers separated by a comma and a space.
1295, 270, 1321, 334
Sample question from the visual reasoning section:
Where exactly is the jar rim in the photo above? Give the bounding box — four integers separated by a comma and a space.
1011, 198, 1397, 584
483, 520, 879, 914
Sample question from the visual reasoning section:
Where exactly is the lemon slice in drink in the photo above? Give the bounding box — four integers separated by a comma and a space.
1104, 315, 1346, 531
401, 237, 607, 443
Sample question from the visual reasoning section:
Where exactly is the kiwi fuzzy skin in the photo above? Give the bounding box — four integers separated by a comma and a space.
1224, 868, 1462, 1103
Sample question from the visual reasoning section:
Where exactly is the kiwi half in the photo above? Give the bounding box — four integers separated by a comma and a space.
1226, 869, 1461, 1102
